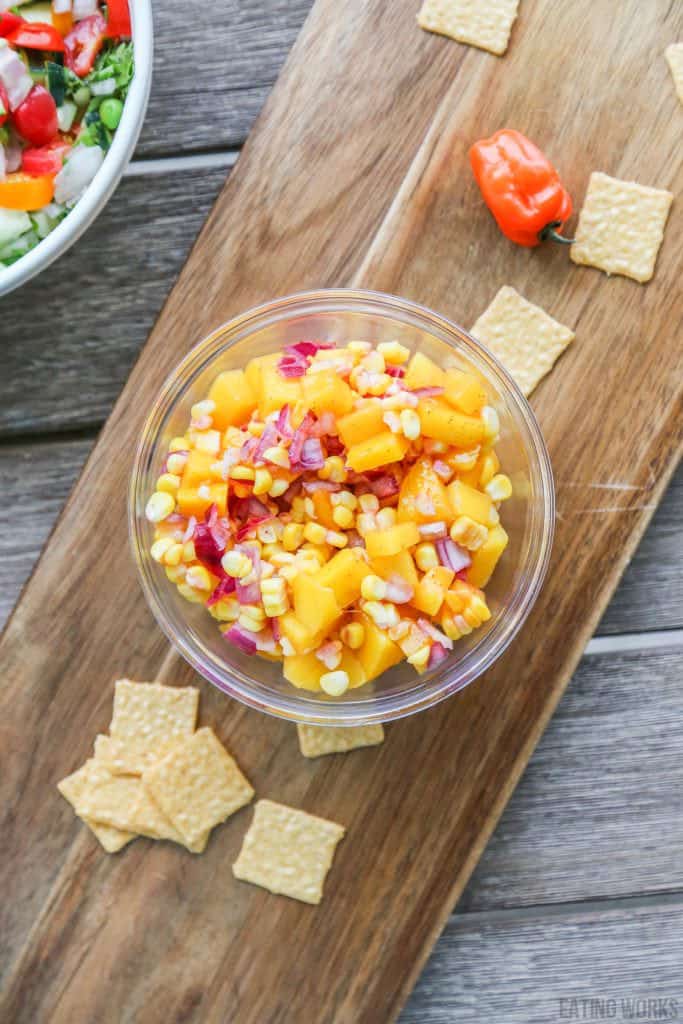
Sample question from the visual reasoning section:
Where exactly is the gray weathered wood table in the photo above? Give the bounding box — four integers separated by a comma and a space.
1, 4, 681, 1020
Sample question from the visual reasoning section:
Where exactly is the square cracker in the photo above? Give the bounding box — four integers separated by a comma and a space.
109, 680, 198, 746
417, 0, 519, 56
94, 734, 181, 776
142, 727, 254, 847
297, 724, 384, 759
87, 821, 136, 854
233, 799, 345, 905
58, 760, 137, 852
665, 44, 683, 105
570, 172, 673, 283
470, 286, 574, 396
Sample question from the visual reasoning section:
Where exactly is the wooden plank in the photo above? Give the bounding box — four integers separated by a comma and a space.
0, 168, 226, 437
461, 647, 683, 912
1, 3, 681, 1023
401, 900, 683, 1023
138, 0, 312, 157
1, 442, 680, 634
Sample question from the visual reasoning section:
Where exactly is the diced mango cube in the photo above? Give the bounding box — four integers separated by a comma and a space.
447, 479, 492, 525
411, 566, 455, 616
418, 399, 487, 448
365, 521, 420, 558
207, 370, 257, 430
292, 576, 341, 637
244, 352, 279, 399
258, 365, 303, 418
311, 490, 337, 530
467, 524, 508, 588
314, 548, 370, 608
337, 404, 385, 448
371, 549, 418, 589
278, 612, 320, 655
345, 431, 409, 473
302, 373, 354, 418
283, 653, 324, 691
404, 352, 446, 391
397, 457, 452, 524
339, 648, 367, 689
181, 449, 223, 489
443, 370, 488, 415
177, 483, 228, 517
356, 616, 403, 680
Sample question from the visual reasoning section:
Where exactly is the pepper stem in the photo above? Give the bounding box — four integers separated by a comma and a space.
538, 220, 574, 245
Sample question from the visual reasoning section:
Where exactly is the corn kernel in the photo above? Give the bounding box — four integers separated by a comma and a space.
248, 420, 265, 437
303, 522, 327, 545
450, 516, 488, 551
257, 522, 278, 544
166, 452, 188, 475
303, 497, 316, 520
478, 452, 498, 487
185, 565, 212, 591
348, 340, 372, 355
177, 583, 206, 604
239, 604, 265, 623
263, 445, 290, 469
230, 465, 256, 481
377, 340, 410, 365
319, 456, 346, 483
194, 429, 221, 455
359, 493, 380, 513
326, 530, 348, 549
145, 491, 175, 523
225, 426, 246, 447
261, 577, 286, 596
363, 600, 400, 629
165, 564, 186, 583
382, 411, 402, 434
366, 372, 393, 396
415, 542, 438, 572
488, 505, 500, 525
481, 406, 500, 441
191, 399, 215, 420
320, 670, 350, 696
451, 447, 480, 470
332, 505, 354, 529
407, 644, 430, 669
209, 597, 240, 621
356, 512, 376, 536
269, 478, 289, 498
375, 507, 397, 530
156, 472, 181, 495
164, 543, 184, 567
282, 523, 305, 552
340, 622, 365, 649
151, 538, 174, 563
280, 637, 296, 656
316, 641, 343, 670
222, 551, 253, 578
361, 575, 388, 601
182, 540, 196, 563
331, 490, 358, 510
263, 601, 288, 618
400, 408, 421, 440
169, 436, 189, 452
300, 545, 327, 566
271, 550, 296, 567
362, 350, 386, 374
253, 468, 273, 496
485, 474, 512, 502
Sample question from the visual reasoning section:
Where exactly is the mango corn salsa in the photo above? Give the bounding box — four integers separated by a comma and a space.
145, 340, 511, 696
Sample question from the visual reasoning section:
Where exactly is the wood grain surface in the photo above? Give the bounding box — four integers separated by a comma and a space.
1, 2, 681, 1022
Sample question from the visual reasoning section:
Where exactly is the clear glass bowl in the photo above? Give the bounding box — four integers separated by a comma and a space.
129, 289, 554, 726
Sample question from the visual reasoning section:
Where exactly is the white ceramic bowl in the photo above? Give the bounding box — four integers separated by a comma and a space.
0, 0, 153, 298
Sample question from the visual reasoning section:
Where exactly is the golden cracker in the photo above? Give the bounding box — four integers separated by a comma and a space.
665, 43, 683, 105
94, 733, 181, 776
417, 0, 519, 55
233, 799, 345, 905
297, 723, 385, 759
109, 680, 199, 745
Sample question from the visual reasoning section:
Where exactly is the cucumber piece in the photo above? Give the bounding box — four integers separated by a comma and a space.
0, 208, 32, 247
16, 2, 54, 23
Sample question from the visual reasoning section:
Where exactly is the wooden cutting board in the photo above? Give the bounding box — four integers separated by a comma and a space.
1, 2, 681, 1021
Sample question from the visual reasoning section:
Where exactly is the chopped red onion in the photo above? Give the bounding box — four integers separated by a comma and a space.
408, 386, 445, 399
288, 412, 315, 467
73, 0, 97, 18
418, 618, 454, 650
298, 437, 325, 470
194, 525, 225, 576
310, 411, 336, 437
280, 479, 303, 506
223, 625, 257, 655
254, 422, 278, 463
206, 503, 231, 549
385, 364, 406, 378
325, 435, 345, 456
54, 145, 104, 204
164, 512, 186, 524
428, 642, 449, 668
235, 514, 272, 542
418, 521, 448, 540
435, 538, 471, 573
240, 435, 260, 463
254, 628, 278, 654
347, 531, 364, 548
384, 575, 414, 604
182, 516, 197, 544
206, 576, 236, 607
4, 133, 22, 173
286, 340, 334, 358
302, 479, 341, 493
278, 355, 308, 378
275, 404, 293, 437
433, 460, 453, 481
0, 44, 33, 110
368, 474, 399, 499
315, 640, 343, 670
161, 449, 189, 473
235, 543, 262, 604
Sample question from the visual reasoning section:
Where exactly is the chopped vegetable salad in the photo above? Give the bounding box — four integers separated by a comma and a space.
0, 0, 133, 267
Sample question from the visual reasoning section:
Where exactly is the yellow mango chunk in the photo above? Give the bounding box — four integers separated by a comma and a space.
365, 522, 421, 559
447, 479, 492, 525
418, 399, 487, 448
258, 365, 303, 418
356, 616, 403, 680
397, 457, 452, 524
411, 566, 455, 616
371, 549, 418, 589
315, 548, 370, 608
207, 370, 257, 430
292, 576, 341, 637
311, 490, 337, 530
346, 431, 409, 473
443, 370, 488, 415
181, 450, 222, 489
283, 653, 324, 691
302, 372, 355, 418
278, 612, 320, 655
177, 483, 227, 518
339, 648, 368, 689
467, 524, 509, 588
337, 404, 385, 448
404, 352, 446, 391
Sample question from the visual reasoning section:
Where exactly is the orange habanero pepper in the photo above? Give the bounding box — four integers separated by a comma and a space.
469, 129, 573, 247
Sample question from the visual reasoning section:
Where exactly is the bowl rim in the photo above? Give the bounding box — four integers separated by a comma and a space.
130, 288, 555, 726
0, 0, 154, 298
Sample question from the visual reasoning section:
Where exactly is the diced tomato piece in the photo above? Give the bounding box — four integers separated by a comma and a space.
64, 13, 106, 77
0, 84, 9, 126
22, 139, 71, 177
0, 12, 23, 38
105, 0, 131, 38
11, 85, 58, 147
7, 21, 65, 52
